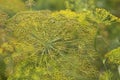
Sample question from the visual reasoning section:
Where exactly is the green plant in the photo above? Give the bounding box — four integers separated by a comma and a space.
4, 10, 100, 80
0, 11, 8, 45
0, 11, 8, 27
65, 0, 96, 12
0, 0, 27, 16
25, 0, 35, 10
86, 8, 120, 54
99, 70, 113, 80
105, 47, 120, 65
34, 0, 65, 10
0, 8, 119, 80
104, 47, 120, 80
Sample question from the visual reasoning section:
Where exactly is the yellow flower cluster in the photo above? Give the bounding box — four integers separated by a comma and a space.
105, 47, 120, 65
52, 10, 76, 18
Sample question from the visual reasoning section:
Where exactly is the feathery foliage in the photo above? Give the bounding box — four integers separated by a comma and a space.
65, 0, 96, 12
0, 0, 27, 16
5, 10, 100, 80
0, 8, 119, 80
105, 47, 120, 65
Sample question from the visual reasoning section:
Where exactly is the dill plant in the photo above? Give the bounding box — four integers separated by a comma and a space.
65, 0, 96, 12
0, 8, 119, 80
101, 47, 120, 80
5, 10, 99, 80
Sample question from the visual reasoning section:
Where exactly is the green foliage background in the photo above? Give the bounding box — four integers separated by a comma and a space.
0, 0, 120, 80
0, 0, 120, 17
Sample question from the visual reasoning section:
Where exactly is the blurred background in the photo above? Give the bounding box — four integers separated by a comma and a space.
0, 0, 120, 17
